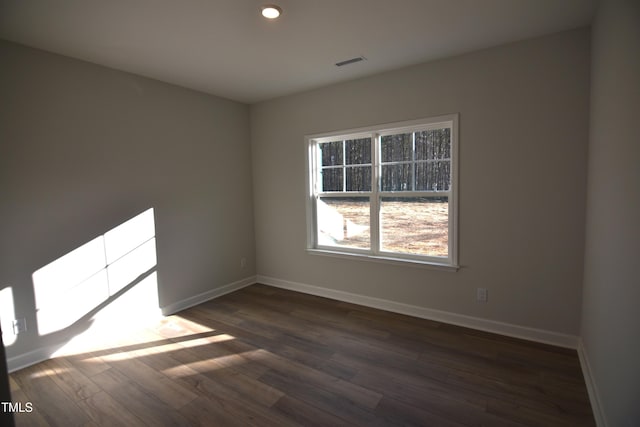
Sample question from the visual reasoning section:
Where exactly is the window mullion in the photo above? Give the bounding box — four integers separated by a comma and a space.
315, 144, 322, 196
371, 132, 380, 255
342, 140, 346, 192
311, 142, 321, 247
411, 131, 416, 191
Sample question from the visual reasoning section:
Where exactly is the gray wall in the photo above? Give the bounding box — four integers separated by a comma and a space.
581, 0, 640, 425
0, 40, 256, 360
251, 28, 590, 336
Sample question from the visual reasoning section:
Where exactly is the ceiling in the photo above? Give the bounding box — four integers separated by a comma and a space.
0, 0, 597, 104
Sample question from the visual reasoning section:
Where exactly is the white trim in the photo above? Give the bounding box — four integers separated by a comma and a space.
256, 275, 579, 349
7, 274, 583, 379
577, 339, 608, 427
7, 344, 61, 373
306, 115, 457, 141
449, 113, 459, 266
160, 275, 256, 316
306, 114, 459, 267
307, 248, 459, 272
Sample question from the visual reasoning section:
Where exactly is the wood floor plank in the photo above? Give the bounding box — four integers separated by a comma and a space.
374, 396, 470, 427
190, 308, 358, 380
350, 362, 502, 426
74, 390, 145, 427
172, 373, 298, 427
178, 394, 295, 427
176, 396, 246, 427
165, 331, 271, 380
91, 368, 191, 426
9, 375, 21, 392
12, 364, 92, 426
330, 347, 450, 385
244, 348, 382, 410
259, 368, 389, 427
419, 343, 540, 386
11, 388, 50, 427
181, 308, 356, 380
209, 369, 284, 407
162, 344, 284, 408
40, 358, 101, 401
64, 352, 111, 379
486, 396, 595, 427
9, 284, 595, 426
272, 394, 357, 427
267, 340, 357, 381
106, 355, 198, 410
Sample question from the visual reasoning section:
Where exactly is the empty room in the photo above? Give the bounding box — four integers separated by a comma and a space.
0, 0, 638, 426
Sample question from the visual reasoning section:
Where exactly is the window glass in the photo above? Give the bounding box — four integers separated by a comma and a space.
321, 168, 343, 192
381, 134, 412, 162
415, 129, 451, 160
346, 167, 371, 192
380, 197, 448, 257
415, 161, 450, 191
320, 141, 343, 166
381, 164, 412, 191
345, 138, 371, 164
317, 197, 370, 249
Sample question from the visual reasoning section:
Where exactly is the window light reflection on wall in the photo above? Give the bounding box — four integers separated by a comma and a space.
32, 208, 158, 336
0, 287, 17, 346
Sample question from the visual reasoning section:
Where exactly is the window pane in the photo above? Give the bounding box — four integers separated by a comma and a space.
381, 134, 412, 162
320, 141, 343, 166
321, 168, 343, 191
346, 166, 371, 191
380, 197, 448, 257
345, 138, 371, 165
318, 197, 370, 249
415, 161, 450, 191
381, 164, 412, 191
415, 128, 451, 160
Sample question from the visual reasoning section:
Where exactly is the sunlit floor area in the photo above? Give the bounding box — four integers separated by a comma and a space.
10, 284, 595, 426
47, 271, 163, 360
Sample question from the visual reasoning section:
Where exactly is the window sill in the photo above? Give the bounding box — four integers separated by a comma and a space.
306, 248, 459, 272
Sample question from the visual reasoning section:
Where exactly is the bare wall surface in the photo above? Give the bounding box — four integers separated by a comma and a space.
581, 0, 640, 425
0, 40, 255, 360
251, 29, 590, 336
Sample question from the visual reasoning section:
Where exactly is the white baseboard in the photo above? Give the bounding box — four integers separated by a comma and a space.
577, 339, 608, 427
160, 275, 256, 316
8, 274, 580, 375
256, 275, 579, 349
7, 344, 61, 373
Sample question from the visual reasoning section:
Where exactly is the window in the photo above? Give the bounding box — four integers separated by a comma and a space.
306, 114, 458, 268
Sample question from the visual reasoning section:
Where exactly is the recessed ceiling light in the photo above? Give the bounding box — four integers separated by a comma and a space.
261, 5, 282, 19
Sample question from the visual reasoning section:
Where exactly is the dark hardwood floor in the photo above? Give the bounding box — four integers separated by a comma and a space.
10, 284, 595, 426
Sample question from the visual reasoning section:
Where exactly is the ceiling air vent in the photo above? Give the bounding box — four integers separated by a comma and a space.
335, 56, 366, 67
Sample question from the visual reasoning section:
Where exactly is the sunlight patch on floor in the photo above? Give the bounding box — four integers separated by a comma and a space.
51, 272, 162, 357
29, 367, 70, 379
162, 350, 261, 378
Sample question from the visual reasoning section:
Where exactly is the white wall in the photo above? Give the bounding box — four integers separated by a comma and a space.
0, 40, 256, 363
251, 29, 590, 339
581, 0, 640, 425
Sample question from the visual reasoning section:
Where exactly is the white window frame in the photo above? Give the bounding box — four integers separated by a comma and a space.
305, 114, 459, 270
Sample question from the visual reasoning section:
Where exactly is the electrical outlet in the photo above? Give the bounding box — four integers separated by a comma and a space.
476, 288, 488, 303
240, 257, 247, 269
12, 318, 27, 335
